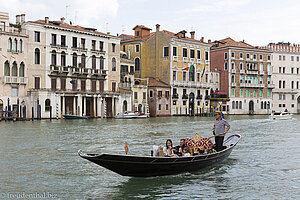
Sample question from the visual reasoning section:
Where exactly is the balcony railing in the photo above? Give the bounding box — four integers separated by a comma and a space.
240, 69, 245, 74
182, 94, 189, 99
231, 69, 236, 73
173, 56, 178, 62
267, 84, 275, 89
172, 93, 179, 99
240, 83, 265, 88
231, 82, 236, 87
172, 80, 209, 88
190, 58, 195, 63
91, 49, 106, 54
267, 71, 272, 75
183, 57, 188, 62
196, 59, 201, 64
119, 82, 131, 88
246, 70, 258, 75
4, 76, 28, 84
259, 71, 264, 75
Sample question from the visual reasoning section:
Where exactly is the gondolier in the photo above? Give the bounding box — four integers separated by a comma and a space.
212, 112, 230, 151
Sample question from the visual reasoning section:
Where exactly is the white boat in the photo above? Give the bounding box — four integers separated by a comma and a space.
269, 111, 292, 120
115, 112, 150, 119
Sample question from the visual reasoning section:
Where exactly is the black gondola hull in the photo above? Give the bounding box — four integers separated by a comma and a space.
79, 134, 240, 177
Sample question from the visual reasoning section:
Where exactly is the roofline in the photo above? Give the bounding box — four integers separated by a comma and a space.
211, 46, 273, 53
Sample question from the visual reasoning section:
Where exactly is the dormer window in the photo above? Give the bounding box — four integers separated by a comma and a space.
182, 33, 185, 38
136, 31, 140, 37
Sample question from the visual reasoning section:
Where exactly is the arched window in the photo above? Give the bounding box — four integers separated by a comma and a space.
189, 64, 195, 81
92, 55, 96, 69
264, 102, 267, 109
239, 101, 242, 109
34, 48, 40, 64
8, 38, 12, 51
19, 62, 25, 77
13, 38, 17, 52
4, 61, 10, 76
232, 101, 235, 109
112, 57, 116, 71
81, 54, 86, 67
135, 57, 140, 71
51, 50, 56, 65
61, 51, 66, 66
292, 81, 294, 89
45, 99, 51, 111
123, 100, 127, 112
235, 101, 239, 109
18, 39, 23, 52
261, 101, 263, 109
72, 53, 77, 67
12, 61, 18, 76
267, 101, 270, 109
100, 56, 104, 70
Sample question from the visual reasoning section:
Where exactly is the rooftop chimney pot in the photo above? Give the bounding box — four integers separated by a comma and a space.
45, 17, 49, 24
60, 17, 65, 24
156, 24, 160, 32
190, 31, 195, 39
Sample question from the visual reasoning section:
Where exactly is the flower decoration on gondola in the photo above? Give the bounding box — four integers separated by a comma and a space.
185, 134, 214, 153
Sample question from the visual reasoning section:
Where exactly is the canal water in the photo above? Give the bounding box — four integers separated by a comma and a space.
0, 115, 299, 199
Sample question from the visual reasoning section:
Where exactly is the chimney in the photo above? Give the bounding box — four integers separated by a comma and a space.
201, 37, 204, 42
156, 24, 160, 32
16, 15, 21, 25
60, 17, 65, 24
20, 14, 25, 24
208, 39, 211, 44
45, 17, 49, 24
190, 31, 195, 39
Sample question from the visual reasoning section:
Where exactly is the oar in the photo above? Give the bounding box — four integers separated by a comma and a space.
208, 132, 226, 139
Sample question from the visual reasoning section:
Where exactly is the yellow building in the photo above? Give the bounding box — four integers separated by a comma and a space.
121, 24, 212, 116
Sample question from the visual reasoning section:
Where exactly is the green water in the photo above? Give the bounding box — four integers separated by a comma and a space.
0, 116, 299, 199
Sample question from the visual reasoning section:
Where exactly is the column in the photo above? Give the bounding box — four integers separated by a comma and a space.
93, 96, 96, 117
73, 96, 76, 115
100, 97, 103, 119
62, 96, 65, 116
78, 94, 82, 116
83, 96, 86, 116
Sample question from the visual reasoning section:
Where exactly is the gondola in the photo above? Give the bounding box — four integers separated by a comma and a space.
63, 114, 88, 119
78, 134, 241, 177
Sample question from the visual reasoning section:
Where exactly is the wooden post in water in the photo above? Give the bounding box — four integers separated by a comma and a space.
50, 106, 52, 120
23, 106, 26, 120
32, 107, 34, 121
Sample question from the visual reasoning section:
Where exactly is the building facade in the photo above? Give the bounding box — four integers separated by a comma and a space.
211, 38, 273, 114
23, 17, 121, 118
121, 24, 212, 116
267, 42, 300, 113
0, 12, 28, 118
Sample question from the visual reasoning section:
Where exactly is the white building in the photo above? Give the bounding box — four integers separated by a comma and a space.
23, 16, 121, 119
267, 42, 300, 113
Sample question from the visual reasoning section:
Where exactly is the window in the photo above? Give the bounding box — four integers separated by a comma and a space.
224, 62, 228, 70
51, 34, 57, 45
12, 62, 17, 76
4, 61, 10, 76
253, 90, 256, 97
253, 54, 257, 59
34, 77, 40, 89
267, 55, 270, 60
143, 92, 146, 99
183, 101, 186, 106
239, 101, 242, 109
45, 99, 51, 111
112, 58, 116, 71
259, 55, 263, 60
240, 53, 243, 59
205, 51, 209, 60
183, 89, 187, 95
81, 80, 86, 91
61, 35, 66, 47
34, 31, 40, 42
92, 55, 96, 69
183, 71, 186, 81
12, 87, 18, 97
134, 92, 138, 99
99, 80, 104, 92
72, 53, 77, 67
159, 104, 161, 110
173, 71, 176, 81
136, 45, 140, 52
292, 81, 294, 89
279, 80, 281, 88
81, 54, 86, 68
190, 49, 195, 58
240, 89, 243, 97
18, 39, 22, 52
164, 47, 169, 57
291, 68, 294, 74
231, 52, 235, 58
246, 53, 250, 59
224, 52, 228, 59
291, 56, 294, 61
51, 78, 56, 91
240, 63, 243, 70
232, 101, 235, 109
112, 43, 116, 52
7, 38, 12, 51
81, 38, 86, 49
283, 67, 285, 73
158, 91, 162, 98
183, 48, 187, 57
279, 55, 281, 60
91, 80, 97, 92
297, 57, 300, 62
34, 48, 40, 64
12, 39, 17, 52
197, 50, 200, 59
173, 47, 177, 56
297, 81, 299, 89
247, 90, 249, 97
61, 78, 66, 91
100, 56, 104, 70
283, 55, 285, 61
72, 37, 77, 48
99, 41, 104, 51
61, 51, 66, 66
150, 90, 153, 98
279, 67, 281, 73
197, 73, 200, 82
135, 58, 140, 71
166, 104, 169, 110
268, 90, 270, 97
283, 80, 285, 88
260, 90, 263, 97
19, 62, 25, 77
165, 91, 169, 98
292, 94, 295, 100
231, 62, 235, 69
51, 50, 56, 65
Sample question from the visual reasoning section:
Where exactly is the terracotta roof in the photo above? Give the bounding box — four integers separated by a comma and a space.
148, 78, 170, 87
133, 25, 152, 30
28, 19, 116, 37
211, 37, 257, 50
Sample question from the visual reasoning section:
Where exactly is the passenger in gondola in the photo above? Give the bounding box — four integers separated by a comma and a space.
212, 111, 230, 151
163, 139, 176, 157
182, 147, 191, 157
173, 139, 186, 156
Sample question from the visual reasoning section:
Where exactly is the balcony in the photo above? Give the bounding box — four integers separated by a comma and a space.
196, 59, 201, 64
240, 69, 245, 74
183, 57, 188, 62
91, 49, 106, 55
267, 71, 272, 75
196, 95, 203, 99
4, 76, 28, 84
172, 93, 179, 99
259, 71, 264, 75
172, 80, 209, 88
173, 56, 178, 62
246, 70, 258, 75
182, 94, 189, 99
231, 69, 236, 73
190, 58, 195, 63
231, 82, 236, 87
50, 65, 59, 72
240, 83, 264, 88
119, 82, 131, 88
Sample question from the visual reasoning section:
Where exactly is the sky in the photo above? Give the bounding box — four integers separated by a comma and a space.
1, 0, 300, 46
